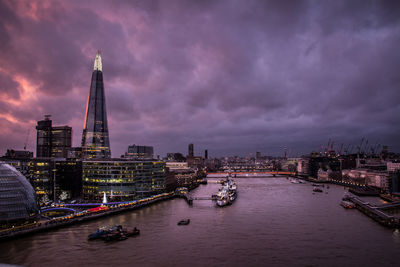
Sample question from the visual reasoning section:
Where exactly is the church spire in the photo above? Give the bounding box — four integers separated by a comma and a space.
93, 51, 102, 71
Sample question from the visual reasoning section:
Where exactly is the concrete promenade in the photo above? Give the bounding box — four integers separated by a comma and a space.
0, 192, 174, 241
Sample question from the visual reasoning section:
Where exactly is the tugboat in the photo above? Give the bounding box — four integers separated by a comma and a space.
177, 219, 190, 225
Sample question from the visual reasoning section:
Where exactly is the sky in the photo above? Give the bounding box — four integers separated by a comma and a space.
0, 0, 399, 158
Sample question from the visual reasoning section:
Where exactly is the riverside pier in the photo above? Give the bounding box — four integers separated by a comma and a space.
344, 194, 400, 228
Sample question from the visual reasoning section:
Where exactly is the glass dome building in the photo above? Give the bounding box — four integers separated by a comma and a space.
0, 162, 38, 225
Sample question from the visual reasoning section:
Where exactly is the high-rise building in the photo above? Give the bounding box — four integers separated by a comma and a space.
81, 51, 111, 159
36, 115, 52, 157
188, 143, 194, 157
51, 126, 72, 158
36, 115, 72, 158
205, 149, 208, 160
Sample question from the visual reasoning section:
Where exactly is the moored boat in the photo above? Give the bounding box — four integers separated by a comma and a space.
216, 179, 237, 207
340, 200, 355, 209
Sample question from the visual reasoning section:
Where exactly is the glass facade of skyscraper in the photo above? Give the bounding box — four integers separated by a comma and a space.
81, 52, 111, 159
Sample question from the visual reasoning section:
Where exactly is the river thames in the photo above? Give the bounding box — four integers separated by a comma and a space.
1, 177, 399, 267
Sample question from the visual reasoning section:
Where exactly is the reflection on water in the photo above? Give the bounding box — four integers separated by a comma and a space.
0, 178, 399, 267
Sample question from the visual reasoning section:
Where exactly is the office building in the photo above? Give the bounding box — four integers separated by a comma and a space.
81, 51, 111, 159
51, 126, 72, 158
36, 115, 52, 157
35, 115, 72, 158
82, 159, 166, 201
27, 159, 82, 203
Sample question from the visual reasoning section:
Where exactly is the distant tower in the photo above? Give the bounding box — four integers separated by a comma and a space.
204, 149, 208, 160
81, 51, 111, 159
36, 115, 72, 158
36, 115, 52, 157
188, 143, 194, 157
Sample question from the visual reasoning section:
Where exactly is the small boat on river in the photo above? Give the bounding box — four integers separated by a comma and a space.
177, 219, 190, 225
313, 187, 323, 193
88, 225, 140, 241
340, 200, 355, 209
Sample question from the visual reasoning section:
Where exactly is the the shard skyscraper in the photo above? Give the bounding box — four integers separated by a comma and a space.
81, 51, 111, 158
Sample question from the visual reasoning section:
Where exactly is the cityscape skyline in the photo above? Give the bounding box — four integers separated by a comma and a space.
0, 0, 399, 158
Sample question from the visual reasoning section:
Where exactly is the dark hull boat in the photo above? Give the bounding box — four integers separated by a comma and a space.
88, 225, 140, 242
177, 219, 190, 225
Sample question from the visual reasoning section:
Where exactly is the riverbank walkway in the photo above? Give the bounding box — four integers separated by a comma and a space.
0, 192, 174, 241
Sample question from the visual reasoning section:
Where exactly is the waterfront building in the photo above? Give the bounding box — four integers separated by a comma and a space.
342, 169, 391, 191
296, 158, 310, 176
166, 161, 198, 189
124, 145, 154, 159
81, 51, 111, 159
280, 158, 298, 172
27, 159, 82, 203
82, 159, 166, 201
54, 160, 82, 200
317, 168, 331, 181
188, 143, 194, 157
0, 162, 38, 228
308, 154, 340, 178
166, 161, 190, 171
28, 159, 52, 202
173, 170, 198, 189
35, 115, 72, 158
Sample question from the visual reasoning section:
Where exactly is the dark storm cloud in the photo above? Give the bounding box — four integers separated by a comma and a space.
0, 0, 399, 157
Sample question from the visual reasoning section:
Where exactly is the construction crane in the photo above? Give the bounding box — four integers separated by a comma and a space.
349, 144, 354, 154
363, 139, 369, 154
337, 143, 344, 156
325, 138, 331, 155
344, 144, 351, 155
23, 130, 30, 150
357, 138, 365, 154
372, 142, 379, 155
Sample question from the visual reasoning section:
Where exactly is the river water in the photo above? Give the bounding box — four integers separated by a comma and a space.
1, 177, 399, 267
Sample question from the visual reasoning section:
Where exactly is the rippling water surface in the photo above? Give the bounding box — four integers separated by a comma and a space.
1, 177, 399, 266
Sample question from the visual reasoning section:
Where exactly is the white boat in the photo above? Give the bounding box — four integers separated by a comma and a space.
216, 179, 237, 207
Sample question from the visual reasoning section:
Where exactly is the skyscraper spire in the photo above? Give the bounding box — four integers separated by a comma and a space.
81, 51, 111, 159
93, 51, 102, 71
